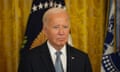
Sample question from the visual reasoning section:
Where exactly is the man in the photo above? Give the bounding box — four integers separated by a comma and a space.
18, 8, 92, 72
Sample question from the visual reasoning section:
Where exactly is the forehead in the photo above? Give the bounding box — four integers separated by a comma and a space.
43, 8, 70, 27
48, 14, 70, 25
48, 12, 69, 19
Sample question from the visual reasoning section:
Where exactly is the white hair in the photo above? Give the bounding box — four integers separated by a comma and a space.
42, 8, 69, 26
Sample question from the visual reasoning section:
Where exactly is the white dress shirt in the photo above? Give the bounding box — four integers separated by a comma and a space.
47, 41, 67, 72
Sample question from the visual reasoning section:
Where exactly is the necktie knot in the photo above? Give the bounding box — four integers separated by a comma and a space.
55, 51, 62, 56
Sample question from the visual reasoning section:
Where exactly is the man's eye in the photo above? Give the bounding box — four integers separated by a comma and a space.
64, 26, 68, 28
53, 26, 59, 29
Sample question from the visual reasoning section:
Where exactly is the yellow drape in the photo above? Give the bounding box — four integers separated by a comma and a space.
0, 0, 32, 72
65, 0, 107, 72
0, 0, 107, 72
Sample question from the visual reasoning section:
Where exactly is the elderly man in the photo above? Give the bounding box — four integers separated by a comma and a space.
18, 8, 92, 72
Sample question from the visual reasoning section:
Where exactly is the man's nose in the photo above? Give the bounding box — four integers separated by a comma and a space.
58, 28, 64, 35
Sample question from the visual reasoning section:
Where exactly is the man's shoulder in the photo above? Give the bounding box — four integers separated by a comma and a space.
68, 45, 88, 57
29, 42, 47, 55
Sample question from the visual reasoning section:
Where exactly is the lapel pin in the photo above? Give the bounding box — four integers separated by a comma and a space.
71, 56, 75, 59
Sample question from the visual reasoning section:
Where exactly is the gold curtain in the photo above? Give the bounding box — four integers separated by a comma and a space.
0, 0, 32, 72
0, 0, 107, 72
65, 0, 107, 72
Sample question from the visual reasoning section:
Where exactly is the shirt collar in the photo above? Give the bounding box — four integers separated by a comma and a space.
47, 41, 66, 56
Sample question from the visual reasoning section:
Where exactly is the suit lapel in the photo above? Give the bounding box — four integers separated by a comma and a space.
40, 42, 55, 72
66, 44, 77, 72
40, 43, 74, 72
66, 44, 72, 72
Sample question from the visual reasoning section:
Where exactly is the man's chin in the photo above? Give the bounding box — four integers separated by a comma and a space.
57, 43, 66, 47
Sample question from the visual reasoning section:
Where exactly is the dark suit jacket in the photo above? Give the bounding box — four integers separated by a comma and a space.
18, 42, 92, 72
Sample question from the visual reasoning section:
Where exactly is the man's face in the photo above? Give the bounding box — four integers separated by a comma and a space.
43, 13, 70, 48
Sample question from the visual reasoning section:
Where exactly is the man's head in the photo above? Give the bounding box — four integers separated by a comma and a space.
42, 8, 70, 50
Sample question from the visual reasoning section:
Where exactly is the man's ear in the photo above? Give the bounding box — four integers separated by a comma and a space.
42, 25, 47, 36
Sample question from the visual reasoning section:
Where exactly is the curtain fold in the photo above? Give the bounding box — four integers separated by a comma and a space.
0, 0, 107, 72
65, 0, 107, 72
0, 0, 32, 72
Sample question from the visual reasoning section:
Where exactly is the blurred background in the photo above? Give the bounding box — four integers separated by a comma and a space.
0, 0, 120, 72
